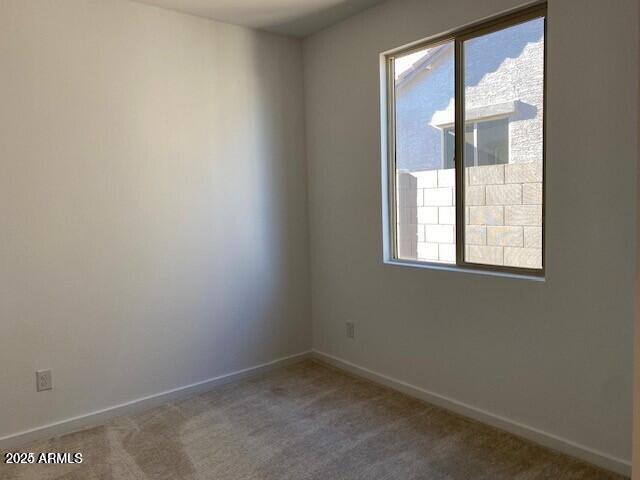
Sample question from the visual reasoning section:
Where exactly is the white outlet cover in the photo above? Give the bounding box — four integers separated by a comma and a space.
36, 369, 52, 392
346, 322, 355, 339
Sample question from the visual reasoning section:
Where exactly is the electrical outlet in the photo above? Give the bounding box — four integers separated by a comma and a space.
36, 369, 52, 392
346, 322, 355, 339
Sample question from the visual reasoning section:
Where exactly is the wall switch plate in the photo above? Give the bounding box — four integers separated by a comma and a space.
36, 369, 52, 392
346, 322, 355, 339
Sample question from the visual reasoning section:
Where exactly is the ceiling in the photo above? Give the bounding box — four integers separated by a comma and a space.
134, 0, 386, 37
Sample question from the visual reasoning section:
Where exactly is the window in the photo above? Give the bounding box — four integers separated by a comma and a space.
385, 4, 545, 274
442, 117, 509, 169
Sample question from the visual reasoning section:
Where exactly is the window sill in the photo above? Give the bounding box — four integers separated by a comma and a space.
384, 259, 545, 282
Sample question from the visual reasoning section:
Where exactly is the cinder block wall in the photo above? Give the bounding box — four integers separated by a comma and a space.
397, 162, 542, 268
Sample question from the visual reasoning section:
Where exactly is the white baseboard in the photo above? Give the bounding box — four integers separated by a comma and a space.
311, 349, 631, 477
0, 350, 312, 451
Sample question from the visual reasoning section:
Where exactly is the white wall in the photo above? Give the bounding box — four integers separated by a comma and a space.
0, 0, 310, 440
304, 0, 638, 470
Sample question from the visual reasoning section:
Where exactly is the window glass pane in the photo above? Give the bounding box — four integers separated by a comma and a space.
393, 41, 455, 264
477, 118, 509, 166
464, 123, 475, 167
463, 17, 544, 269
443, 127, 455, 169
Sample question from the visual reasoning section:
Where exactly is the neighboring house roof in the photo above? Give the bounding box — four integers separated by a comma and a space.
395, 43, 453, 89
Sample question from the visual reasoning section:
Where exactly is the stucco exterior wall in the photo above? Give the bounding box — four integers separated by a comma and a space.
395, 17, 544, 171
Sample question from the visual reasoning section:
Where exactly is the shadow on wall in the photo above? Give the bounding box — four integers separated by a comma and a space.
201, 29, 311, 360
267, 0, 388, 36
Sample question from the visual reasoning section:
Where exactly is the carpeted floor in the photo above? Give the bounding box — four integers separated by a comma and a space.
2, 360, 627, 479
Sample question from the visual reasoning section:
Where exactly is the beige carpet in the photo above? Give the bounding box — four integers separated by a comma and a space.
2, 360, 627, 480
